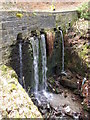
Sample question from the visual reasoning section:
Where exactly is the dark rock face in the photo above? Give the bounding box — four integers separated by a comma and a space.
22, 40, 34, 92
46, 31, 55, 57
47, 31, 62, 78
9, 39, 33, 92
7, 31, 62, 92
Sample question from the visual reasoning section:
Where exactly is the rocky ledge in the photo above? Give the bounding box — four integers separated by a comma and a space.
0, 65, 42, 119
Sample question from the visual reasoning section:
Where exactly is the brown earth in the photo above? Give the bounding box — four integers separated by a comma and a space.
1, 1, 89, 11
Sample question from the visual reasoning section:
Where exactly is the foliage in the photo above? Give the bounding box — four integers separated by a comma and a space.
77, 2, 90, 20
50, 3, 55, 11
16, 13, 23, 18
32, 12, 37, 16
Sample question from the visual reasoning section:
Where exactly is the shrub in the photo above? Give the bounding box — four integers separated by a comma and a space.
77, 2, 90, 20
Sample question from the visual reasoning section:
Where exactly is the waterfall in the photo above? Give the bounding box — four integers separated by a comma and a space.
60, 30, 64, 72
19, 41, 23, 86
30, 34, 52, 103
60, 30, 67, 76
40, 34, 47, 91
30, 37, 39, 94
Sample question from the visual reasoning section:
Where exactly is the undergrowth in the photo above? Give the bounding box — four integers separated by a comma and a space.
77, 2, 90, 20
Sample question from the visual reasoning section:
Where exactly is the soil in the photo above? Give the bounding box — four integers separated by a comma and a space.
1, 1, 89, 11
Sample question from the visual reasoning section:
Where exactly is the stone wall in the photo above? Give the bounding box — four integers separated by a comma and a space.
0, 10, 78, 65
0, 10, 78, 91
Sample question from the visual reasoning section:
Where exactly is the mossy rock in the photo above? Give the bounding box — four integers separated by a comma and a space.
0, 65, 18, 80
10, 83, 17, 91
0, 65, 42, 118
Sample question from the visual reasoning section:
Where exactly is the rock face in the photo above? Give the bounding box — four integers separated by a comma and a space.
0, 65, 42, 119
64, 19, 89, 78
9, 39, 34, 92
47, 31, 62, 77
46, 31, 55, 57
64, 18, 90, 111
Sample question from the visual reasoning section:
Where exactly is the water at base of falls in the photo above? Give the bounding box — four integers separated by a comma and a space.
34, 90, 53, 104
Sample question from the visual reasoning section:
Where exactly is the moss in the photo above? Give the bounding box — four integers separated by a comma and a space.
0, 65, 42, 118
9, 83, 17, 91
16, 13, 23, 18
11, 72, 18, 79
78, 44, 88, 65
32, 12, 37, 16
83, 104, 90, 112
77, 2, 90, 20
0, 65, 8, 72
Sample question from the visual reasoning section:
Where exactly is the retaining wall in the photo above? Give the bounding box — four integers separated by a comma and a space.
0, 10, 78, 65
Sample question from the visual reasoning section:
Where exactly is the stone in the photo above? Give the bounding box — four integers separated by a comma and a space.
60, 76, 78, 89
46, 31, 55, 57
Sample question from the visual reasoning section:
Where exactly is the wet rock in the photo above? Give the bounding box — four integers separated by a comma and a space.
46, 31, 55, 57
60, 76, 78, 89
55, 111, 62, 116
72, 112, 80, 119
71, 96, 77, 101
76, 74, 82, 80
64, 90, 68, 98
47, 103, 51, 112
55, 80, 60, 87
64, 105, 71, 113
39, 109, 47, 115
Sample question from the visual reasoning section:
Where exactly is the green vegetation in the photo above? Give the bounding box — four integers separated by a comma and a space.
77, 2, 90, 20
16, 13, 23, 18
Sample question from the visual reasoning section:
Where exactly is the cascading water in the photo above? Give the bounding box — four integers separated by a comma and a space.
19, 41, 23, 86
30, 37, 39, 94
60, 30, 64, 72
30, 34, 52, 103
59, 30, 67, 75
40, 34, 47, 91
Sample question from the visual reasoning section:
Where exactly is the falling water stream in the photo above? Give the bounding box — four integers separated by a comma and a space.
30, 34, 52, 103
60, 30, 64, 72
40, 34, 47, 91
19, 41, 23, 86
30, 37, 39, 95
60, 30, 67, 76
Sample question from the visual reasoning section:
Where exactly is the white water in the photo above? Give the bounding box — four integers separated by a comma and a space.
19, 42, 23, 86
40, 34, 47, 90
60, 30, 64, 72
30, 37, 39, 94
30, 35, 52, 102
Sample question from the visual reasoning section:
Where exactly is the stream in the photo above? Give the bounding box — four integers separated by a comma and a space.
29, 31, 89, 119
31, 84, 89, 119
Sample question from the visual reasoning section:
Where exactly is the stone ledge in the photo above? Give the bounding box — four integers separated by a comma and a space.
0, 65, 42, 118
